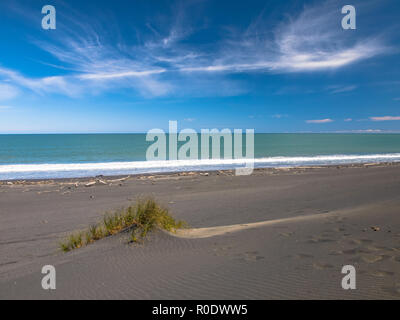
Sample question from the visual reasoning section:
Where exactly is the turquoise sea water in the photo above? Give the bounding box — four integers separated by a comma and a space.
0, 133, 400, 179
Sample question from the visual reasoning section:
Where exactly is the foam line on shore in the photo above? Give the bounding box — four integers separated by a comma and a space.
1, 153, 400, 180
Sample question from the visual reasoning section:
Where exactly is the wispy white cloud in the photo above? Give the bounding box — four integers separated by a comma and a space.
272, 114, 288, 119
0, 67, 81, 96
370, 116, 400, 121
78, 69, 166, 80
33, 37, 171, 97
0, 83, 19, 100
306, 118, 334, 124
328, 85, 358, 94
344, 118, 353, 122
180, 2, 389, 74
0, 0, 392, 98
268, 3, 386, 72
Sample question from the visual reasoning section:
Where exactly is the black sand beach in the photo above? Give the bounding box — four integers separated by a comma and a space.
1, 164, 400, 299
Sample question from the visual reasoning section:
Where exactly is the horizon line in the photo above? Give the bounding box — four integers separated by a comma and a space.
1, 132, 400, 135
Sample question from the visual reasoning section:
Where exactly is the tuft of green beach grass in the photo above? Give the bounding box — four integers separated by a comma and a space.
59, 197, 185, 252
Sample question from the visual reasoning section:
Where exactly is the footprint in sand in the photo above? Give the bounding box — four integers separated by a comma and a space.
360, 254, 391, 264
345, 239, 362, 245
360, 239, 373, 244
235, 251, 265, 262
383, 283, 400, 297
364, 245, 381, 252
212, 245, 233, 257
393, 256, 400, 263
332, 216, 347, 224
279, 232, 294, 237
342, 247, 372, 255
306, 237, 335, 244
370, 270, 395, 277
321, 232, 335, 238
328, 250, 343, 256
313, 262, 334, 270
345, 238, 373, 246
296, 253, 314, 259
374, 245, 396, 252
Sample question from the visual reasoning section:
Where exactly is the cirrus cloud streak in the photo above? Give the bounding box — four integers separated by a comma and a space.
306, 119, 334, 124
370, 116, 400, 121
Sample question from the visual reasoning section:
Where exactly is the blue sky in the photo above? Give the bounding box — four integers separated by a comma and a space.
0, 0, 399, 133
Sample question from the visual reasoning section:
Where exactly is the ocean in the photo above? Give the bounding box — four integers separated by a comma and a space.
1, 133, 400, 180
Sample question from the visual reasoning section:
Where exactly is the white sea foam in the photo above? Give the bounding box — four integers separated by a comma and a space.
1, 153, 400, 180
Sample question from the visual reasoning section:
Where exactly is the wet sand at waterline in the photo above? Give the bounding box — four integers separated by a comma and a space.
1, 163, 400, 299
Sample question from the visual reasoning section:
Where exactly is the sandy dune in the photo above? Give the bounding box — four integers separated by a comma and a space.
171, 205, 371, 239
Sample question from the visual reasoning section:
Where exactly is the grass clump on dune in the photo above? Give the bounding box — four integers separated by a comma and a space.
59, 198, 185, 252
60, 232, 84, 252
